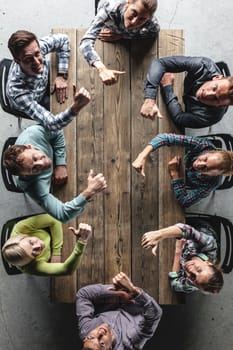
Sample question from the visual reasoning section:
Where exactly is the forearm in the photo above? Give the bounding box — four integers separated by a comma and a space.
159, 226, 183, 240
172, 250, 181, 272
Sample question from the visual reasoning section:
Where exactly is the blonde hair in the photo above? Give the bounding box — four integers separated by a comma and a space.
208, 149, 233, 175
2, 234, 34, 267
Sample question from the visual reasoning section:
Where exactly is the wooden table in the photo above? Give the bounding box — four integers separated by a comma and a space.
50, 28, 185, 304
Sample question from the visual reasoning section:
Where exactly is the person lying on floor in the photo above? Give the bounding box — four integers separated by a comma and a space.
2, 213, 91, 276
142, 222, 224, 293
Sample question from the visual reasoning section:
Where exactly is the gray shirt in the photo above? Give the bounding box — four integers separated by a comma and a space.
76, 283, 162, 349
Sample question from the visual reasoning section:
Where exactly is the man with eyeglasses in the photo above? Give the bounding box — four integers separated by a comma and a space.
76, 272, 162, 349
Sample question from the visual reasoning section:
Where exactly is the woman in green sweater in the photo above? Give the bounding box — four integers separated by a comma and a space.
2, 213, 91, 276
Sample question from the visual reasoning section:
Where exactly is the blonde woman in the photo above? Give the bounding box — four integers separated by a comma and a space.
2, 213, 91, 276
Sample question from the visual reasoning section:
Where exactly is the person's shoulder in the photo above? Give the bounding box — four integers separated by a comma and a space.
98, 0, 125, 12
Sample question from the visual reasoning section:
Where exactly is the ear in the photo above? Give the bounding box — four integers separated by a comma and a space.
14, 58, 20, 64
24, 144, 34, 149
212, 75, 224, 81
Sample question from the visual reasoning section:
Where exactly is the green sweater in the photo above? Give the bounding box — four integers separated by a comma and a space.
11, 214, 86, 276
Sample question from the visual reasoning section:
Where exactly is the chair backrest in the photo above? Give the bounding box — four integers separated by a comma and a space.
186, 213, 233, 273
0, 58, 31, 120
1, 137, 23, 193
200, 133, 233, 190
215, 61, 231, 77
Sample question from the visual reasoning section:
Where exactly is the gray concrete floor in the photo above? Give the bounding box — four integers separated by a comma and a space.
0, 0, 233, 349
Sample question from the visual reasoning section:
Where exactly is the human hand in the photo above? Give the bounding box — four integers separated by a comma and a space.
132, 154, 146, 176
51, 76, 68, 103
141, 230, 162, 256
71, 86, 90, 114
98, 28, 122, 42
68, 223, 92, 243
98, 66, 125, 85
140, 99, 164, 120
168, 156, 181, 179
53, 165, 68, 185
175, 239, 185, 255
112, 272, 139, 295
82, 169, 107, 200
50, 255, 61, 263
160, 72, 175, 87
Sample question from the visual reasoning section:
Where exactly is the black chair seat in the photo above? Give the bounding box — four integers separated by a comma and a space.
0, 58, 32, 120
1, 137, 23, 193
186, 213, 233, 273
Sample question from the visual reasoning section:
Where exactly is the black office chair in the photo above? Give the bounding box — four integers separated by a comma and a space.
186, 212, 233, 273
1, 137, 23, 193
0, 58, 32, 123
215, 61, 231, 77
200, 133, 233, 190
95, 0, 100, 14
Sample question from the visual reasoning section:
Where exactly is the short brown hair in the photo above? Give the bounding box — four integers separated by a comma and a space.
3, 145, 27, 175
8, 30, 39, 59
198, 264, 224, 294
208, 149, 233, 175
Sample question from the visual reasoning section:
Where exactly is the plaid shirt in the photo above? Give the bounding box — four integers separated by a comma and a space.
6, 34, 76, 131
149, 133, 221, 208
80, 0, 160, 65
169, 223, 218, 293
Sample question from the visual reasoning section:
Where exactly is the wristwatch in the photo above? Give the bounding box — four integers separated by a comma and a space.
57, 72, 68, 80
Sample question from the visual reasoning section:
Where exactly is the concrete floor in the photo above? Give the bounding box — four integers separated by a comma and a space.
0, 0, 233, 349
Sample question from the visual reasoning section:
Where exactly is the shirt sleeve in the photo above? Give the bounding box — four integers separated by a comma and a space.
144, 55, 208, 99
175, 223, 218, 255
39, 33, 70, 73
10, 93, 77, 132
168, 271, 198, 293
171, 177, 217, 208
130, 291, 162, 347
26, 241, 86, 276
50, 129, 66, 166
21, 186, 89, 224
76, 284, 115, 340
148, 133, 213, 152
79, 6, 110, 65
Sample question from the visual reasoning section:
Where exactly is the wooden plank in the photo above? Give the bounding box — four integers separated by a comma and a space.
130, 38, 160, 298
50, 28, 77, 303
158, 30, 185, 304
75, 29, 105, 287
103, 40, 132, 281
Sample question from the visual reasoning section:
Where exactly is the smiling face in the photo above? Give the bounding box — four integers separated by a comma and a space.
83, 323, 114, 350
123, 0, 151, 30
184, 257, 214, 286
19, 236, 45, 260
196, 76, 231, 107
17, 145, 52, 176
15, 39, 43, 76
192, 152, 224, 176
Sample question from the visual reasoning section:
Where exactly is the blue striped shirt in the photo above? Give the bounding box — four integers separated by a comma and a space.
80, 0, 160, 65
169, 223, 218, 293
6, 33, 77, 131
149, 133, 221, 207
